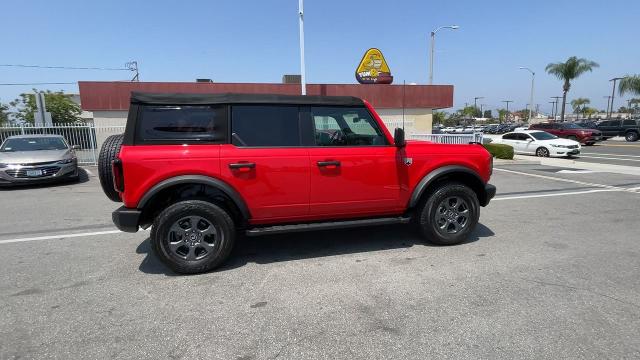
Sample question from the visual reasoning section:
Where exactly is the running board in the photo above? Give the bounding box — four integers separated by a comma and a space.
246, 216, 411, 236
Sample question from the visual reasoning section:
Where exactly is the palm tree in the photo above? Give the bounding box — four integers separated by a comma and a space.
545, 57, 599, 121
618, 75, 640, 96
570, 98, 590, 120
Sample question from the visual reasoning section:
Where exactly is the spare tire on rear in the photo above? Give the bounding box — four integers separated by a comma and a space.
98, 134, 124, 202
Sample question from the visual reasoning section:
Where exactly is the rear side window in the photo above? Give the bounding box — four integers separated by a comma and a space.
137, 105, 227, 143
502, 133, 517, 140
231, 105, 300, 147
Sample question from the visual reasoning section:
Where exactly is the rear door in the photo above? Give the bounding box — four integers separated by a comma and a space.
219, 105, 310, 222
306, 106, 402, 217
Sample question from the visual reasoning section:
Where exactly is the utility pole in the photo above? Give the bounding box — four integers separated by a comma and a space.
474, 97, 483, 118
603, 95, 612, 118
627, 99, 633, 119
126, 61, 139, 81
480, 104, 486, 117
551, 96, 562, 120
549, 101, 556, 119
609, 77, 623, 119
502, 100, 513, 122
298, 0, 307, 95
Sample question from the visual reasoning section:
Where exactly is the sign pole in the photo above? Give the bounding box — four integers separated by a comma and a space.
298, 0, 306, 95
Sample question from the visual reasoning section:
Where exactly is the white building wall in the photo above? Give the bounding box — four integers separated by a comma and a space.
376, 108, 433, 134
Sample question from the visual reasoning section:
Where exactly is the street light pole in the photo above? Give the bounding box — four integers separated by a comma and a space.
609, 77, 623, 119
519, 67, 535, 123
298, 0, 307, 95
429, 25, 459, 85
603, 95, 612, 118
549, 101, 556, 119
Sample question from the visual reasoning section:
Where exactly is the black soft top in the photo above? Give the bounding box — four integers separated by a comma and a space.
130, 92, 365, 107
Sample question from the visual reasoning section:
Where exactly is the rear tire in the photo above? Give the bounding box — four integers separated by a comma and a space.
98, 134, 124, 202
151, 200, 235, 274
625, 131, 639, 142
416, 182, 480, 245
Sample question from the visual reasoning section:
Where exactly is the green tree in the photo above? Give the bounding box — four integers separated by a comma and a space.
618, 75, 640, 96
582, 107, 598, 119
545, 56, 599, 121
497, 108, 508, 123
0, 102, 10, 125
10, 90, 82, 124
432, 111, 446, 125
570, 98, 590, 119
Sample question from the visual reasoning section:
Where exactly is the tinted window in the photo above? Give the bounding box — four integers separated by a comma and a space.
138, 105, 227, 143
610, 120, 621, 127
562, 123, 583, 129
534, 123, 550, 129
598, 121, 610, 126
623, 120, 636, 126
311, 107, 387, 146
232, 105, 300, 147
516, 133, 531, 141
530, 132, 557, 140
502, 133, 517, 140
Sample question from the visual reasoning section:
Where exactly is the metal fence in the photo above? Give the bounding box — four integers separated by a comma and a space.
0, 124, 124, 165
410, 133, 483, 144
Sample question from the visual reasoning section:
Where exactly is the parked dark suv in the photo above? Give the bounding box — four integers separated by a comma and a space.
529, 122, 602, 145
596, 119, 640, 142
99, 92, 496, 274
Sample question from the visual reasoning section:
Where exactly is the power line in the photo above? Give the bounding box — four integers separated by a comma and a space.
0, 64, 129, 71
0, 82, 76, 86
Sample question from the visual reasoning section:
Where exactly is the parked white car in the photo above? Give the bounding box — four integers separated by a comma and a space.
492, 130, 581, 157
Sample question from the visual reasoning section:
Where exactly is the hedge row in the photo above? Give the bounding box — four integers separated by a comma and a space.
483, 143, 514, 159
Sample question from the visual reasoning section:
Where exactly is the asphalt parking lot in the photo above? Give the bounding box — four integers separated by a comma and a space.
1, 165, 640, 359
575, 140, 640, 168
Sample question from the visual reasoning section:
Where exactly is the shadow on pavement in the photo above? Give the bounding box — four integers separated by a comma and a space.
136, 223, 495, 276
0, 167, 91, 191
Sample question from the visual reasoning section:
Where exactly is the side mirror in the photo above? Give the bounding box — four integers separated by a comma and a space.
394, 128, 406, 148
71, 145, 81, 150
526, 138, 533, 142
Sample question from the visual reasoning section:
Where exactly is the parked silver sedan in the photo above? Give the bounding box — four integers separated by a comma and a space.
0, 135, 79, 186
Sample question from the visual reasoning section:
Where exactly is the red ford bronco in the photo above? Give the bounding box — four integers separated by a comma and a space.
99, 92, 496, 274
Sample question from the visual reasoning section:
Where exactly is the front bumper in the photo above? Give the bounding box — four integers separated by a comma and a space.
112, 206, 141, 233
480, 184, 496, 206
0, 161, 78, 186
551, 148, 580, 157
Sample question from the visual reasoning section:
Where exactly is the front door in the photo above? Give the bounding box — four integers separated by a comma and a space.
219, 105, 310, 223
306, 106, 402, 218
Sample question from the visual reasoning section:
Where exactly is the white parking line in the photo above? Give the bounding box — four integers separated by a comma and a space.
0, 228, 149, 245
581, 152, 640, 158
494, 189, 618, 201
578, 155, 640, 162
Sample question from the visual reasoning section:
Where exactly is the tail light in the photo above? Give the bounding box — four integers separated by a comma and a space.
112, 159, 124, 192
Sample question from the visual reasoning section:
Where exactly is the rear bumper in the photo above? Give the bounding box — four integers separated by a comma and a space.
481, 184, 496, 206
112, 206, 141, 233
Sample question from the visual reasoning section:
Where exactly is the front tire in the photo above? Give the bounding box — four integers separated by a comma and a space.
536, 147, 550, 157
417, 183, 480, 245
151, 200, 236, 274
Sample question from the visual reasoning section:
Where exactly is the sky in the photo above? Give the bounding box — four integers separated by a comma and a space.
1, 0, 638, 115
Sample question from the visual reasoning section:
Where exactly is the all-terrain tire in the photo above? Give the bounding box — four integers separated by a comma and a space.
98, 134, 124, 202
625, 131, 639, 142
417, 182, 480, 245
151, 200, 236, 274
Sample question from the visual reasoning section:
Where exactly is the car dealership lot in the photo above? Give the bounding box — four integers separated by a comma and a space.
1, 165, 640, 359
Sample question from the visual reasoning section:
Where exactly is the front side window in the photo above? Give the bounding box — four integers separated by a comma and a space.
311, 107, 387, 146
623, 120, 636, 126
1, 137, 68, 152
138, 105, 227, 143
231, 105, 300, 147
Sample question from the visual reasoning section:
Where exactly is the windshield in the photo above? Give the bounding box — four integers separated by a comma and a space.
530, 132, 558, 140
0, 137, 68, 152
563, 123, 584, 129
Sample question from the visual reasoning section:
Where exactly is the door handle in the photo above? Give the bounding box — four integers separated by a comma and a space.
229, 162, 255, 169
317, 160, 341, 167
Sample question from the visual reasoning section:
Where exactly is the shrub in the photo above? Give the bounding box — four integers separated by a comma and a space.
483, 143, 514, 159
